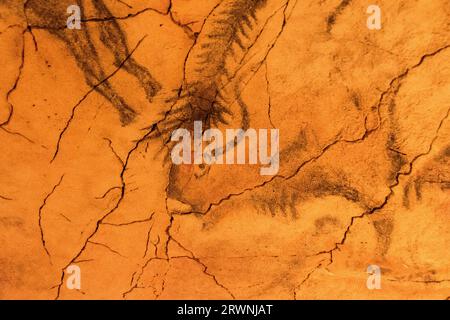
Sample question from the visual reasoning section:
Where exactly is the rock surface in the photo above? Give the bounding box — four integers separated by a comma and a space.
0, 0, 449, 299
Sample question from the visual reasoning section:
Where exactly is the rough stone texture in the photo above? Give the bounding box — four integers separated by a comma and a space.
0, 0, 449, 299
